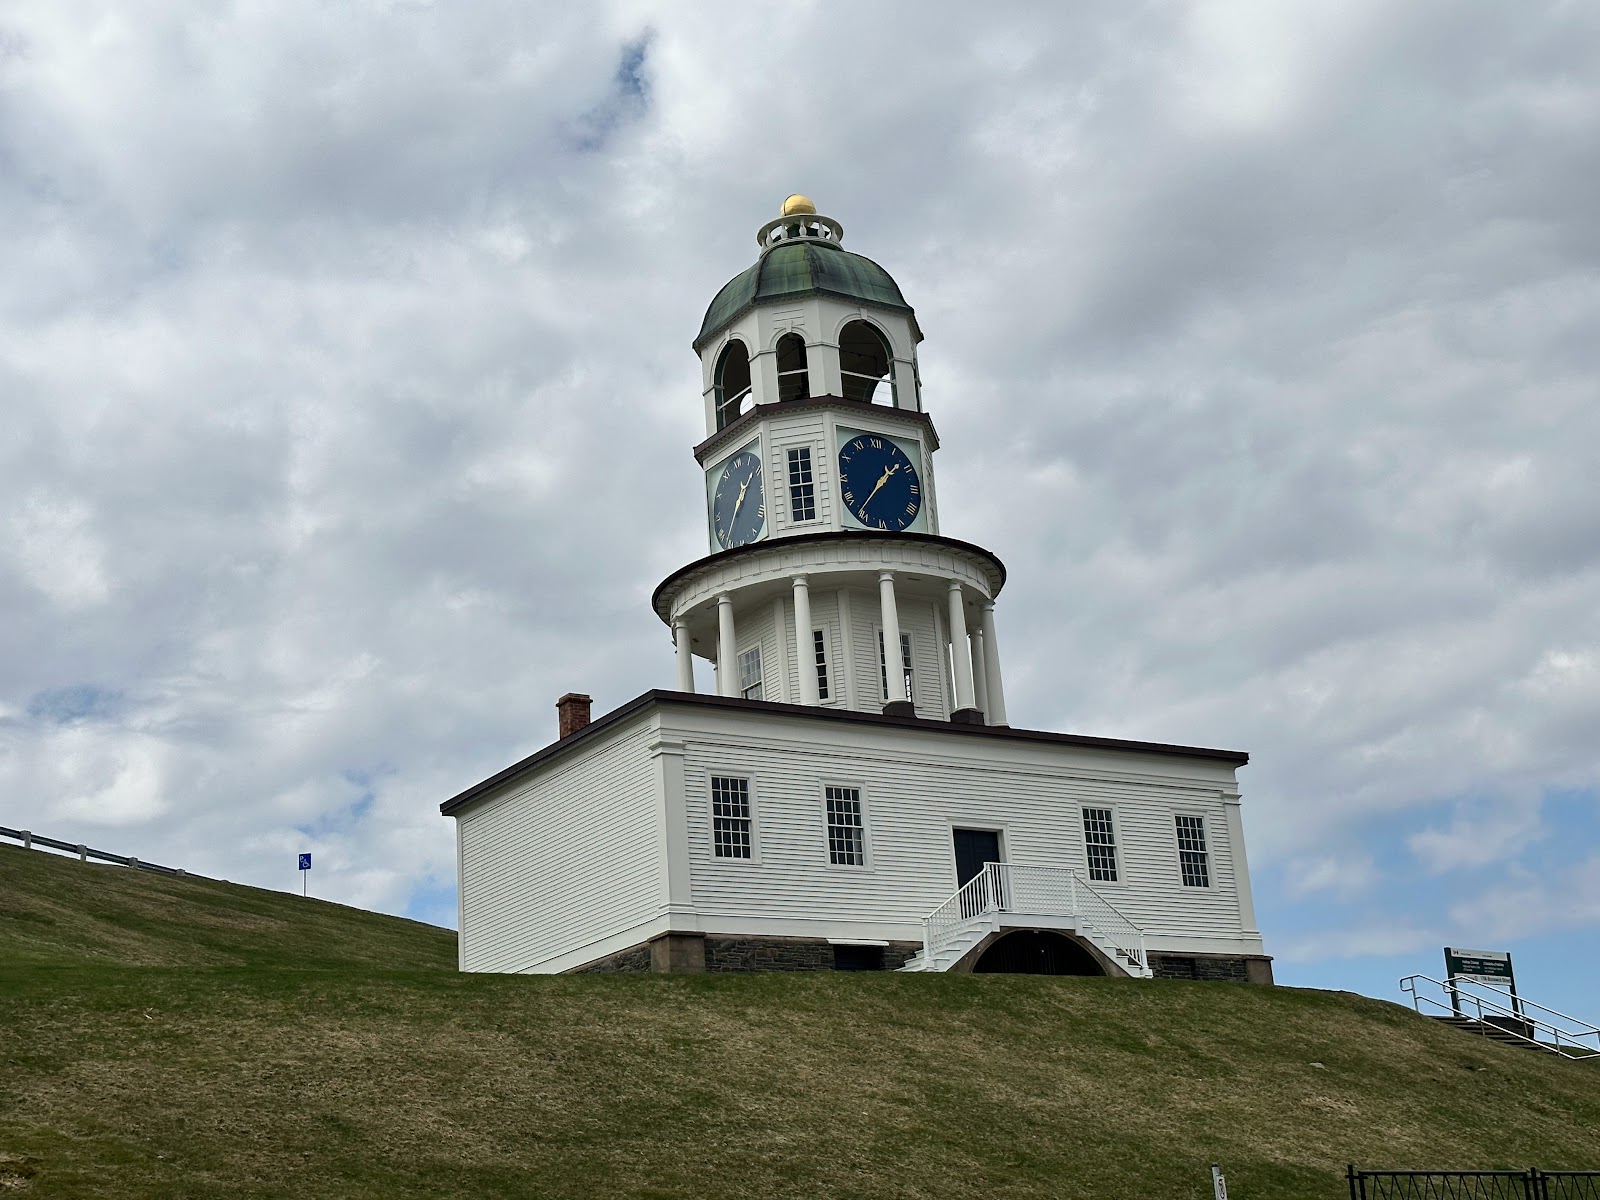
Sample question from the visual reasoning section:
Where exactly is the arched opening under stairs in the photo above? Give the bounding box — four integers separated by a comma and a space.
972, 930, 1107, 977
715, 340, 752, 429
838, 320, 892, 404
775, 332, 809, 401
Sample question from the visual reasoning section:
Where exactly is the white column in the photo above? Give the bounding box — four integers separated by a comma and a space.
717, 593, 738, 697
971, 628, 990, 719
836, 588, 859, 711
980, 602, 1007, 725
878, 571, 907, 705
673, 620, 694, 692
946, 582, 976, 711
793, 575, 819, 705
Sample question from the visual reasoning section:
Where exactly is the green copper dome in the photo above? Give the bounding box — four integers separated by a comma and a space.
694, 239, 921, 350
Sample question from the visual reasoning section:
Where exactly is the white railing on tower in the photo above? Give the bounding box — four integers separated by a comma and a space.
920, 862, 1148, 973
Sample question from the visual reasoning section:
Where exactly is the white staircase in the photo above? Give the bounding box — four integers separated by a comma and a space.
900, 914, 998, 973
898, 863, 1153, 978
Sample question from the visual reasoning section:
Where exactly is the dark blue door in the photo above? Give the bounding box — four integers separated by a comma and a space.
953, 828, 1000, 887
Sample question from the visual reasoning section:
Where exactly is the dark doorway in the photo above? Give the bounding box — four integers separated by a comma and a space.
973, 930, 1105, 976
832, 944, 884, 972
952, 828, 1001, 887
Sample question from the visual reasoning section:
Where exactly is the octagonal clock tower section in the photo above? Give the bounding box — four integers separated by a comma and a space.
654, 196, 1011, 725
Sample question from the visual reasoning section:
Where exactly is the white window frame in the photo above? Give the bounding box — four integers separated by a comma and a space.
812, 627, 831, 702
876, 628, 914, 703
1173, 812, 1212, 889
1081, 805, 1123, 885
786, 445, 818, 524
737, 644, 764, 701
709, 774, 759, 863
821, 781, 871, 869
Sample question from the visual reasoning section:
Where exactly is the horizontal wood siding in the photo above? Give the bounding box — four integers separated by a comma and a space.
841, 588, 948, 719
457, 718, 662, 972
774, 591, 850, 710
732, 603, 779, 702
673, 708, 1250, 946
765, 412, 832, 535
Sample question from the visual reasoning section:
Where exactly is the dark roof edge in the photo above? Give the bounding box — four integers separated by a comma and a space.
650, 530, 1007, 622
693, 278, 922, 354
439, 690, 1248, 817
694, 394, 940, 465
439, 693, 660, 816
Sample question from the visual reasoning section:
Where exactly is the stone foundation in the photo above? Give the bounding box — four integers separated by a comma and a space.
567, 934, 921, 974
570, 942, 654, 973
704, 935, 921, 973
1150, 953, 1274, 985
572, 938, 1273, 982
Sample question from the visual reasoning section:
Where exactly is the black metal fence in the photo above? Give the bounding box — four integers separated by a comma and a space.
1349, 1168, 1600, 1199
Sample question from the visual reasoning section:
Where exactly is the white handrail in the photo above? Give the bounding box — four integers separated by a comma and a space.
919, 862, 1148, 972
921, 865, 1002, 964
1400, 974, 1599, 1061
994, 863, 1148, 970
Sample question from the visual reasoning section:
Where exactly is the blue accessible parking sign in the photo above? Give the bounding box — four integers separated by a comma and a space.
298, 853, 311, 871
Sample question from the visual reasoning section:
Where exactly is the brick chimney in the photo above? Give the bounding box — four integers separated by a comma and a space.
556, 693, 592, 739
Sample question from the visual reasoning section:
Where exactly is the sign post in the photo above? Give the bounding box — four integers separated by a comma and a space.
1444, 947, 1519, 1017
298, 852, 311, 897
1211, 1164, 1228, 1200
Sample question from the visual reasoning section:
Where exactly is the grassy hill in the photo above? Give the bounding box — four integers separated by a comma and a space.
1, 843, 1596, 1198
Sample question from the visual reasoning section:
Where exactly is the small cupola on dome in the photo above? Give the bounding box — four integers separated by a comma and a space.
694, 196, 923, 352
757, 195, 844, 249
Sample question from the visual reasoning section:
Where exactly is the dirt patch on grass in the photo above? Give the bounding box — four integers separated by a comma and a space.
0, 1153, 38, 1191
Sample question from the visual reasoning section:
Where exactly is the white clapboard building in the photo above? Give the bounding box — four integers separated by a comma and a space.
442, 197, 1271, 983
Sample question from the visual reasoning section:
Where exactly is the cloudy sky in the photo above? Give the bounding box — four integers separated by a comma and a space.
3, 1, 1597, 1012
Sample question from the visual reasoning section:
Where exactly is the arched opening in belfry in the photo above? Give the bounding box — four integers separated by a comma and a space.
839, 320, 893, 404
715, 340, 752, 430
972, 930, 1107, 976
776, 332, 809, 402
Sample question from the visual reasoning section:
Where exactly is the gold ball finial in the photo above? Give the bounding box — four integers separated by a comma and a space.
781, 194, 817, 216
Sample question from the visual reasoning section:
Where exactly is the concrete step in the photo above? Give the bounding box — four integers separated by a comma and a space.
1428, 1015, 1560, 1053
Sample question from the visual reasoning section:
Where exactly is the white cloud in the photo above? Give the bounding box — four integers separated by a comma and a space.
7, 492, 110, 609
0, 0, 1595, 982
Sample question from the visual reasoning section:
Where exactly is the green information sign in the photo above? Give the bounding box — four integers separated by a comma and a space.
1444, 947, 1514, 986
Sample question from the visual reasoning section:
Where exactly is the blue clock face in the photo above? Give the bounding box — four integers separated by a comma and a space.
838, 434, 921, 530
711, 449, 765, 549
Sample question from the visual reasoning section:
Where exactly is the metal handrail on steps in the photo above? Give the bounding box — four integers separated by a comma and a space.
1400, 974, 1599, 1061
919, 862, 1149, 974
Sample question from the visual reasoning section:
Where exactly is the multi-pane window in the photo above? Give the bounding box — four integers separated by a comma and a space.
877, 630, 914, 701
711, 776, 752, 859
1082, 808, 1119, 883
812, 629, 830, 700
825, 786, 865, 866
738, 646, 763, 701
787, 447, 816, 522
1175, 815, 1211, 887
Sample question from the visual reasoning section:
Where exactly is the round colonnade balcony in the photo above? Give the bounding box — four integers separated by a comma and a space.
652, 530, 1009, 724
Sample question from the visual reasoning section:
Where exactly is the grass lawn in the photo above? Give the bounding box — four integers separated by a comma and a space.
2, 843, 1596, 1198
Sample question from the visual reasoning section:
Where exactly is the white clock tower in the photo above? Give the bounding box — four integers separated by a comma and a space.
655, 195, 1009, 725
443, 196, 1269, 985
